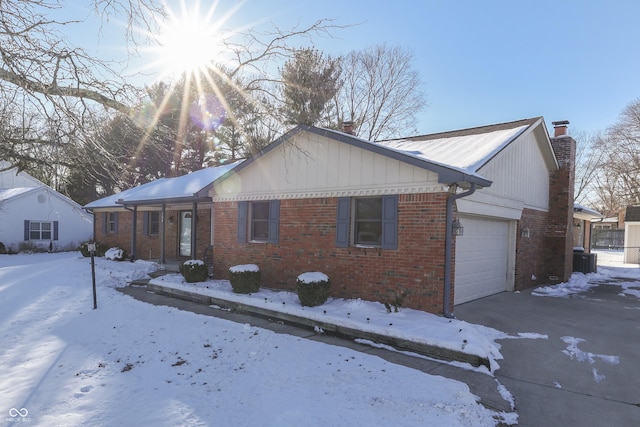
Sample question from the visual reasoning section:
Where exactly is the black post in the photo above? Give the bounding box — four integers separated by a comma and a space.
91, 251, 97, 309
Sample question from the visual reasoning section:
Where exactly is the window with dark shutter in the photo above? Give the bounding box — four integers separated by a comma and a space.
337, 195, 398, 249
267, 200, 280, 244
237, 201, 248, 242
336, 198, 351, 247
238, 200, 280, 243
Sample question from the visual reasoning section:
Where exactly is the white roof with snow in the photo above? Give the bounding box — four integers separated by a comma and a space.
377, 124, 530, 173
0, 187, 38, 202
84, 162, 241, 209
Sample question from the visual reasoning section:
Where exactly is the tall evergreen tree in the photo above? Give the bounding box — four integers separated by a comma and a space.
280, 49, 341, 127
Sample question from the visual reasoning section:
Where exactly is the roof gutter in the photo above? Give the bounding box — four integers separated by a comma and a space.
443, 182, 477, 319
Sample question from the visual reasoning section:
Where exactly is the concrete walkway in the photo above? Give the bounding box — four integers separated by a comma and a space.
118, 285, 514, 415
455, 284, 640, 427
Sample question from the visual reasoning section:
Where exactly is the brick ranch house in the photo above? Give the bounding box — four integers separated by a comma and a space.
84, 163, 239, 264
86, 117, 578, 316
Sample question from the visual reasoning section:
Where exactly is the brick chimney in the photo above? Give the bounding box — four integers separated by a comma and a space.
342, 120, 355, 135
546, 119, 576, 282
552, 120, 570, 137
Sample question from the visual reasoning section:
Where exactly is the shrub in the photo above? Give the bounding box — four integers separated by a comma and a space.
0, 242, 6, 254
229, 264, 260, 294
180, 259, 209, 283
104, 247, 127, 261
79, 241, 108, 257
297, 272, 330, 307
18, 241, 46, 254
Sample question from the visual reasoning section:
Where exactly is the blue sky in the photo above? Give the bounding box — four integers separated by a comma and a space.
222, 0, 640, 136
67, 0, 640, 137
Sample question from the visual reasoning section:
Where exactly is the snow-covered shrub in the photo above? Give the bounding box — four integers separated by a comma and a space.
229, 264, 260, 294
180, 259, 209, 283
104, 247, 127, 261
297, 272, 331, 307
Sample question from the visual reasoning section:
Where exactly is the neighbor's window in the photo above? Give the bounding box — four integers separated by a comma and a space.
250, 201, 270, 241
29, 221, 52, 240
354, 197, 383, 245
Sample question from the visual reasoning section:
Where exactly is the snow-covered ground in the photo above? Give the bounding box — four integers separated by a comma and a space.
0, 252, 513, 426
532, 249, 640, 298
1, 249, 635, 426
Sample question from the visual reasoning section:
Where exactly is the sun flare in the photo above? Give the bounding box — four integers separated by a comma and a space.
151, 0, 234, 79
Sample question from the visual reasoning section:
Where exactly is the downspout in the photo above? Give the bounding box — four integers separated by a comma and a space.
444, 182, 477, 319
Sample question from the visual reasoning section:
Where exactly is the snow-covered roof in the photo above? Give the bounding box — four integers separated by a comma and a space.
574, 203, 604, 220
0, 187, 38, 202
376, 118, 538, 173
84, 162, 241, 209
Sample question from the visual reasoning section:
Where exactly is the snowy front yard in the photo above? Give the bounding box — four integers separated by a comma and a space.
1, 252, 512, 426
1, 250, 635, 426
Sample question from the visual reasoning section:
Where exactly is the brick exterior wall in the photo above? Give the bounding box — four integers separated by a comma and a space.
545, 136, 576, 282
212, 193, 450, 313
94, 207, 212, 261
515, 208, 548, 289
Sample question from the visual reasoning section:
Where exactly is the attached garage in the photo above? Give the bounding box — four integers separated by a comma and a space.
454, 215, 516, 304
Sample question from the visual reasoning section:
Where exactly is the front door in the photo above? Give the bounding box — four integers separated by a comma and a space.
179, 211, 192, 257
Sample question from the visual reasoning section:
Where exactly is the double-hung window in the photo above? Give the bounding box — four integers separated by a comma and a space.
237, 200, 280, 243
250, 201, 270, 241
143, 211, 160, 236
336, 195, 398, 249
24, 220, 59, 241
102, 212, 119, 235
30, 221, 51, 240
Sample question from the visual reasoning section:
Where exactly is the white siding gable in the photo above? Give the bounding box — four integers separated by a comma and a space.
212, 131, 444, 201
457, 128, 552, 219
0, 187, 93, 251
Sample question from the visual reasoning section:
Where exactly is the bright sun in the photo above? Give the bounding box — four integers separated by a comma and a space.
152, 0, 234, 79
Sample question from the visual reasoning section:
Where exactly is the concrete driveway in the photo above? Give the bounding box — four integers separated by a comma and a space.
455, 281, 640, 426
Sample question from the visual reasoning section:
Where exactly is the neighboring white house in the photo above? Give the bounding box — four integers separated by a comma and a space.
0, 162, 93, 252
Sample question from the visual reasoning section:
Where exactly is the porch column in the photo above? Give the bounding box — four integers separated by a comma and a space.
131, 206, 137, 260
161, 204, 166, 264
191, 202, 197, 260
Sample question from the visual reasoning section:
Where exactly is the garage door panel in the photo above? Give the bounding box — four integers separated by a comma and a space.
454, 216, 514, 304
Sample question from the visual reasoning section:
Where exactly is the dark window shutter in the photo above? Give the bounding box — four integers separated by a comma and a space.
24, 220, 30, 241
237, 201, 248, 242
53, 221, 59, 241
143, 211, 149, 236
102, 213, 107, 234
336, 197, 351, 248
381, 195, 398, 250
268, 200, 280, 244
114, 212, 119, 235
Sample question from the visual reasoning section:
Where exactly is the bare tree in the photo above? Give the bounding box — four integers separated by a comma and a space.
334, 44, 427, 141
0, 0, 345, 192
586, 98, 640, 216
573, 130, 605, 205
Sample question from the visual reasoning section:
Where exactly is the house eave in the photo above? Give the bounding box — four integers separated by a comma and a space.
209, 125, 493, 190
116, 195, 212, 207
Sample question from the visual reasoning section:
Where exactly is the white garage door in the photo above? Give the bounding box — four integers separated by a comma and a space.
454, 215, 514, 304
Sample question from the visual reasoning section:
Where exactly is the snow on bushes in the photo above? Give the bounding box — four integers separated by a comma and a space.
297, 272, 331, 307
229, 264, 260, 293
180, 259, 209, 283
